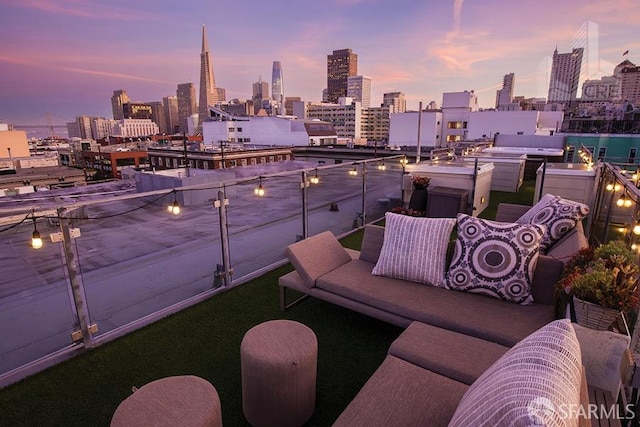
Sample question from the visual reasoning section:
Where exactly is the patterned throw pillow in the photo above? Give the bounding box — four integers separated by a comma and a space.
449, 319, 582, 427
444, 214, 545, 304
372, 213, 456, 287
517, 194, 590, 252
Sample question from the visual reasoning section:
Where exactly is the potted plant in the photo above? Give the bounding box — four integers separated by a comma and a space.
412, 175, 431, 190
556, 241, 640, 330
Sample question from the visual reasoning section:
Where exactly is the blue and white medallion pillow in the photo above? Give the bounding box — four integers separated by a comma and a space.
444, 214, 545, 305
517, 194, 590, 252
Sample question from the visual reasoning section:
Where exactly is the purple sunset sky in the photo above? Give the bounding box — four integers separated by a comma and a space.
1, 0, 638, 125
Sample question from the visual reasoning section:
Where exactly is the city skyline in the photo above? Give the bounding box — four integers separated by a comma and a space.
1, 0, 639, 125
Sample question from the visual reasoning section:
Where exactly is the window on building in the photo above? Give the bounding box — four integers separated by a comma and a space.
245, 138, 251, 142
597, 147, 606, 160
269, 156, 275, 161
278, 155, 283, 161
629, 148, 637, 164
241, 159, 247, 166
566, 146, 575, 162
237, 127, 243, 132
462, 122, 468, 129
250, 158, 257, 165
228, 127, 235, 132
229, 160, 237, 167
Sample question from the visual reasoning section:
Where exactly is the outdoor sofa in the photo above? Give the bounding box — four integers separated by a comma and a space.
280, 200, 589, 347
279, 196, 596, 425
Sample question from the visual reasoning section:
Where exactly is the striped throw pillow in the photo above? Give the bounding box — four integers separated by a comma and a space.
371, 213, 455, 287
449, 319, 582, 427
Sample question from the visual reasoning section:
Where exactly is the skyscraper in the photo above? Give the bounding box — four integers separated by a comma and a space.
272, 61, 284, 101
198, 25, 219, 128
163, 96, 179, 134
111, 90, 129, 120
495, 73, 515, 108
177, 83, 197, 134
272, 61, 284, 114
252, 78, 269, 114
327, 49, 358, 104
548, 47, 584, 104
347, 75, 371, 108
383, 92, 407, 113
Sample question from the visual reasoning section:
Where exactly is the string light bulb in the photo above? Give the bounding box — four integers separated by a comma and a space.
31, 213, 43, 249
400, 156, 408, 166
167, 190, 180, 215
349, 164, 358, 176
254, 177, 265, 196
377, 161, 386, 171
606, 182, 622, 192
310, 169, 319, 184
633, 219, 640, 236
616, 193, 632, 208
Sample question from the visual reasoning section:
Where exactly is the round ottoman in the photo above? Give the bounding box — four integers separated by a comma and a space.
110, 375, 222, 427
241, 320, 318, 427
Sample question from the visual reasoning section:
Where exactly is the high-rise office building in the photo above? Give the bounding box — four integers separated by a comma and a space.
111, 90, 129, 120
272, 61, 284, 101
547, 47, 584, 103
252, 78, 269, 113
216, 88, 226, 103
495, 73, 515, 108
383, 92, 407, 113
347, 75, 371, 109
163, 96, 179, 134
198, 25, 219, 128
177, 83, 197, 134
272, 61, 284, 114
327, 49, 358, 104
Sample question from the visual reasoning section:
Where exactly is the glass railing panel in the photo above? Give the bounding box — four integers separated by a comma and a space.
225, 174, 304, 281
78, 192, 223, 337
0, 213, 77, 375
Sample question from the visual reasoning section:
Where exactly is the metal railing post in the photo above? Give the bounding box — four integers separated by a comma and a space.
301, 170, 309, 239
538, 157, 548, 202
214, 189, 232, 287
361, 162, 367, 226
58, 207, 94, 348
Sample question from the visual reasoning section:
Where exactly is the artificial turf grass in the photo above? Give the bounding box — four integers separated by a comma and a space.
0, 258, 401, 427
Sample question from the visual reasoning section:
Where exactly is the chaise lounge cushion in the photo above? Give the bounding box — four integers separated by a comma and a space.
444, 214, 545, 305
372, 213, 455, 287
317, 259, 555, 347
388, 321, 510, 385
449, 319, 582, 426
284, 231, 352, 288
332, 355, 468, 427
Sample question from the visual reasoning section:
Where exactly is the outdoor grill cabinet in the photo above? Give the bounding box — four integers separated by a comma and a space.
426, 186, 469, 218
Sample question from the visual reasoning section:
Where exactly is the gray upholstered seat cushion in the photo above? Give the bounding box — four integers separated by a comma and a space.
332, 355, 467, 427
388, 321, 510, 385
317, 260, 555, 347
284, 231, 353, 288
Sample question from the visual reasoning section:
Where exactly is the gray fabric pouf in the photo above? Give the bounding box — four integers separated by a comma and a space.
110, 375, 222, 427
241, 319, 318, 427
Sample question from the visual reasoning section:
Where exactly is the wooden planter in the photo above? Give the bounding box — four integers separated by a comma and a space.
573, 296, 620, 331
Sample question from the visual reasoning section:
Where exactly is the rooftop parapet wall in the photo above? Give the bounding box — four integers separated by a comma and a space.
494, 134, 566, 149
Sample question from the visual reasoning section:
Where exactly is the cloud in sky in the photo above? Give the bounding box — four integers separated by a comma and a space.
1, 0, 639, 123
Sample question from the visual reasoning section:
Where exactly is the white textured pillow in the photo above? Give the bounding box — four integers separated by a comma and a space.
449, 319, 582, 427
371, 213, 455, 287
517, 194, 590, 252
